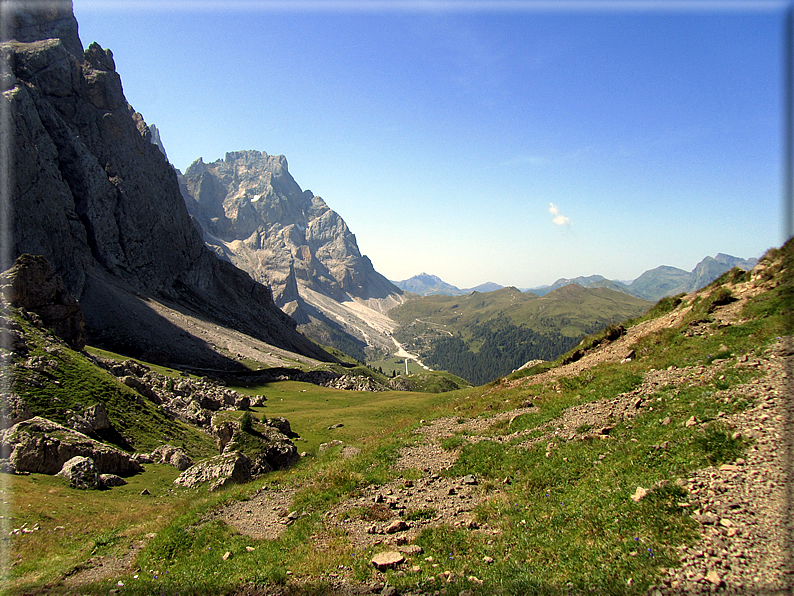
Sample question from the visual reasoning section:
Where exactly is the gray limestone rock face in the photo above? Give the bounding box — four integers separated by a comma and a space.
179, 150, 403, 312
0, 416, 141, 476
0, 254, 86, 350
1, 2, 334, 369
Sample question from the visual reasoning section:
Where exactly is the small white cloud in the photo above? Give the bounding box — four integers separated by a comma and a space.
548, 202, 571, 226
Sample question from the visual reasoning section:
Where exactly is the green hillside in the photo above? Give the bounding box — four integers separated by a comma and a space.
5, 242, 789, 596
389, 284, 652, 384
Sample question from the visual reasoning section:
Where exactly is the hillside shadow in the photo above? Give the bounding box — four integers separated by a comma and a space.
79, 276, 247, 372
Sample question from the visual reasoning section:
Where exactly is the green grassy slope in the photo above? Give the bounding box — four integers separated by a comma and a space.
4, 241, 790, 595
390, 285, 650, 337
8, 313, 216, 458
390, 284, 652, 384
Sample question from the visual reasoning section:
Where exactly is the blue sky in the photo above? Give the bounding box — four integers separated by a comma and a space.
72, 1, 786, 289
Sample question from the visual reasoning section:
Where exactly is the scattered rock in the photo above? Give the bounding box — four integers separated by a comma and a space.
630, 486, 649, 503
318, 440, 344, 454
147, 445, 194, 471
705, 569, 722, 586
371, 551, 404, 570
340, 446, 361, 458
99, 473, 127, 487
384, 519, 408, 534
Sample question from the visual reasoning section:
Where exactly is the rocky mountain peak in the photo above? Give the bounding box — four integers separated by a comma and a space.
180, 149, 400, 306
3, 1, 334, 367
179, 149, 405, 358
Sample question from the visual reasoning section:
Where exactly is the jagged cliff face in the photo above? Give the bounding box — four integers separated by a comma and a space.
1, 1, 333, 367
181, 151, 401, 307
180, 151, 405, 357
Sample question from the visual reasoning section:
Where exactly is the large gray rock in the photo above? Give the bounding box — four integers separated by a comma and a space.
66, 402, 111, 434
1, 1, 334, 369
83, 402, 111, 431
173, 451, 251, 490
265, 416, 297, 438
0, 392, 32, 427
247, 424, 300, 473
56, 455, 100, 489
0, 416, 141, 476
0, 254, 86, 350
148, 444, 193, 471
215, 417, 299, 477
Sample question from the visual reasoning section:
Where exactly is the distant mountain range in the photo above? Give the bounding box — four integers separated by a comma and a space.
397, 253, 758, 303
392, 273, 503, 296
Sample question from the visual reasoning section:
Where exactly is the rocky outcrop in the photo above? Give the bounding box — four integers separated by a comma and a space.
0, 392, 32, 427
92, 356, 253, 428
66, 401, 112, 435
264, 416, 298, 439
139, 444, 193, 471
148, 123, 168, 161
179, 150, 405, 356
173, 451, 252, 491
211, 414, 300, 477
0, 416, 141, 476
238, 424, 300, 475
0, 254, 86, 350
1, 1, 334, 369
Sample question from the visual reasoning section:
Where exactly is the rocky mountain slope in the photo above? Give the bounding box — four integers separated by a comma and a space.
1, 2, 333, 369
179, 150, 406, 359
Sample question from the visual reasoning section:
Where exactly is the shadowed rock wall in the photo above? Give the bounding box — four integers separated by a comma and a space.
1, 1, 333, 367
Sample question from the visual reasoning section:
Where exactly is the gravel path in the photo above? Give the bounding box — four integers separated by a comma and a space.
652, 339, 793, 595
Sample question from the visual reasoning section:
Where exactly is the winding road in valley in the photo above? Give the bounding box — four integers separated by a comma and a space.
390, 336, 432, 371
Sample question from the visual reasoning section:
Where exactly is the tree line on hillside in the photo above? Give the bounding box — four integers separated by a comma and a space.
422, 316, 606, 386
